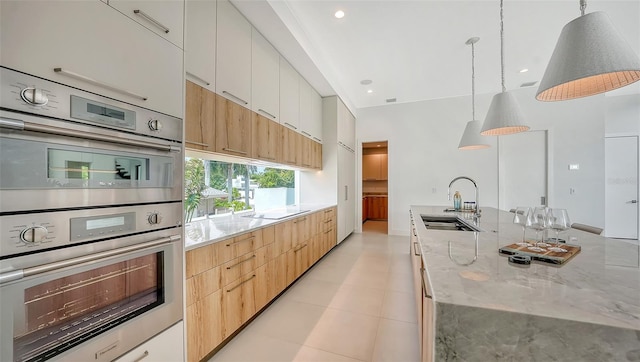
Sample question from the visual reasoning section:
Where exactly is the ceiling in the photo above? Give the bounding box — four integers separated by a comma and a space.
232, 0, 640, 113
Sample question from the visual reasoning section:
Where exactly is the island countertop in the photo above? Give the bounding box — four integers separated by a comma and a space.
410, 205, 640, 332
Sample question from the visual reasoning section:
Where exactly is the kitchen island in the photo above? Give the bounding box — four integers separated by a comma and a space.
410, 205, 640, 361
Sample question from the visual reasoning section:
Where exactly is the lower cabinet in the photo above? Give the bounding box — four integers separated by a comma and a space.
410, 212, 434, 362
368, 197, 388, 220
185, 207, 337, 361
114, 321, 185, 362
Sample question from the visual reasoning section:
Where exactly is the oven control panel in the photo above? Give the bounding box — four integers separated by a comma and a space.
0, 202, 182, 259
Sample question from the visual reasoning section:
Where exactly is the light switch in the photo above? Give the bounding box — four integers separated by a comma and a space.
569, 164, 580, 170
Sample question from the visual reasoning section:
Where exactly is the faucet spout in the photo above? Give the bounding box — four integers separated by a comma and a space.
447, 176, 479, 213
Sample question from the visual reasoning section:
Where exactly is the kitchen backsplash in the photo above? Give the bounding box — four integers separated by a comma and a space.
363, 180, 388, 193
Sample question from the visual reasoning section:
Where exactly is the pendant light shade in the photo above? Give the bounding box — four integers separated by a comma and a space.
536, 11, 640, 101
459, 120, 490, 149
459, 37, 490, 150
480, 0, 529, 136
480, 92, 529, 135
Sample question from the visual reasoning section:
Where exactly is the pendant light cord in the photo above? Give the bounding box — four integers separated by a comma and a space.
500, 0, 506, 92
580, 0, 587, 16
471, 41, 476, 120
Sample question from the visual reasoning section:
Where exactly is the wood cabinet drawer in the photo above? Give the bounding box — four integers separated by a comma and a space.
221, 252, 257, 286
185, 242, 218, 278
217, 230, 262, 264
186, 265, 221, 307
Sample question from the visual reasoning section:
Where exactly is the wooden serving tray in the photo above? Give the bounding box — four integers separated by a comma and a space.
499, 241, 581, 265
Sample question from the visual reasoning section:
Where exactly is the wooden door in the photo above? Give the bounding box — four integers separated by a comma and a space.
300, 136, 313, 168
185, 81, 215, 151
222, 272, 256, 338
215, 93, 252, 157
252, 113, 279, 162
312, 141, 323, 169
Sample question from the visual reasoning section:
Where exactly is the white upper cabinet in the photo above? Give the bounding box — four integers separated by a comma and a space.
108, 0, 185, 49
311, 88, 323, 143
299, 77, 313, 138
185, 0, 216, 91
337, 98, 355, 151
0, 0, 183, 118
216, 0, 251, 108
251, 28, 279, 122
279, 57, 299, 131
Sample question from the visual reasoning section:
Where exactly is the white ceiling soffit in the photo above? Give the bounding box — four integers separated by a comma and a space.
233, 0, 640, 112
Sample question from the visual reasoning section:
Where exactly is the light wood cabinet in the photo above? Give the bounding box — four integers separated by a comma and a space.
279, 126, 300, 166
186, 210, 336, 361
279, 57, 300, 131
186, 291, 223, 362
185, 81, 216, 151
363, 154, 388, 181
215, 93, 253, 157
252, 113, 280, 162
216, 0, 251, 108
410, 212, 434, 362
363, 197, 368, 222
312, 140, 323, 169
185, 0, 216, 91
300, 136, 313, 168
251, 28, 280, 122
108, 0, 184, 48
0, 1, 184, 118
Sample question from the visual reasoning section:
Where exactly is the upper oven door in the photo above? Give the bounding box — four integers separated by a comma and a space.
0, 110, 183, 213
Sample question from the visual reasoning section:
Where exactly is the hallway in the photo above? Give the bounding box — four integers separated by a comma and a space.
209, 230, 419, 362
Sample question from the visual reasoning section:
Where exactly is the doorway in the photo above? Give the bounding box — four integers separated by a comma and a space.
362, 141, 388, 234
605, 136, 639, 239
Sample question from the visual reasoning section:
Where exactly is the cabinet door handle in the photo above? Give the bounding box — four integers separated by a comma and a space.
420, 267, 432, 299
345, 185, 348, 201
226, 236, 254, 246
301, 131, 311, 137
258, 109, 276, 119
226, 254, 256, 269
313, 137, 322, 142
222, 90, 248, 105
324, 229, 333, 234
293, 218, 307, 224
226, 274, 256, 292
223, 147, 248, 155
186, 72, 211, 86
413, 241, 421, 256
284, 122, 298, 130
54, 68, 147, 101
131, 350, 150, 362
294, 243, 308, 252
133, 9, 170, 33
185, 140, 210, 147
258, 154, 276, 161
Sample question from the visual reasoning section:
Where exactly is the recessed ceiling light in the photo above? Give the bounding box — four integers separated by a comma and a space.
334, 10, 345, 19
367, 89, 373, 94
520, 68, 529, 73
360, 79, 372, 85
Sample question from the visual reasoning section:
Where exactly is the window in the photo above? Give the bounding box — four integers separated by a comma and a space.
185, 158, 297, 222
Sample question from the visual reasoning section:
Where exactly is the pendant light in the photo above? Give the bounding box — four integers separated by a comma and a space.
459, 37, 490, 150
480, 0, 529, 136
536, 0, 640, 101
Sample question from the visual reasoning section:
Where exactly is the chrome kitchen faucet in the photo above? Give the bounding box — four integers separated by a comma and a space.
448, 176, 480, 216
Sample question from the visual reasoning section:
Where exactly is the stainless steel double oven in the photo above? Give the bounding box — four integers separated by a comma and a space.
0, 67, 184, 362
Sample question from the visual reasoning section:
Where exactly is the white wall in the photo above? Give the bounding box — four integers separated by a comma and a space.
356, 85, 620, 235
357, 94, 499, 236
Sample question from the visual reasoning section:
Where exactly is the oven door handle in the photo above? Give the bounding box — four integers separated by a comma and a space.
0, 117, 181, 153
0, 235, 181, 285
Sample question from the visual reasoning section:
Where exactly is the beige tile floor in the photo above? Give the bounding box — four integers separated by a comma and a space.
208, 222, 419, 362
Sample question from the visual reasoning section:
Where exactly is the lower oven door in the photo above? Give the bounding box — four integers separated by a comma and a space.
0, 235, 183, 362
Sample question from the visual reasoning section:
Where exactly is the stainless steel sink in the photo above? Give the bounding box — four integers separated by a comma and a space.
421, 215, 482, 232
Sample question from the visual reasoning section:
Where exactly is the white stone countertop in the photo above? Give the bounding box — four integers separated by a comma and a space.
411, 205, 640, 331
184, 204, 335, 251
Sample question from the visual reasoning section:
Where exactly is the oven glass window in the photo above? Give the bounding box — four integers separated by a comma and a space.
48, 149, 150, 181
14, 253, 164, 362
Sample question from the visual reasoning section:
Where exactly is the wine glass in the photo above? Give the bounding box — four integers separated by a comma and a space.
526, 206, 550, 251
548, 208, 570, 252
512, 207, 531, 246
